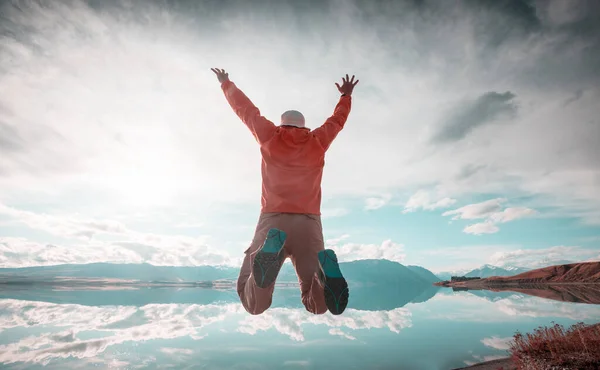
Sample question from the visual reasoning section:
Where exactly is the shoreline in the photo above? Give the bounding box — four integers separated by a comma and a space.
452, 357, 515, 370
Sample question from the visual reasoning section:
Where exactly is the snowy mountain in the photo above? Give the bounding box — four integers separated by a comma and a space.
464, 264, 530, 278
434, 269, 471, 281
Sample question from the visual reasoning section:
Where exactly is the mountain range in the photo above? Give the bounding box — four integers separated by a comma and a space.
0, 259, 442, 311
0, 259, 441, 285
464, 264, 530, 278
436, 264, 531, 280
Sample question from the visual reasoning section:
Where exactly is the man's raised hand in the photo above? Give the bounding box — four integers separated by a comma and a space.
335, 74, 359, 96
211, 68, 230, 83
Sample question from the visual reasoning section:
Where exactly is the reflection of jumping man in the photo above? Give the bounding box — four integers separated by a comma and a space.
211, 68, 358, 315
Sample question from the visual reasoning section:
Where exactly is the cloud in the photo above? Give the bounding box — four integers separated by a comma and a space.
489, 245, 598, 268
160, 348, 194, 356
0, 236, 239, 268
0, 203, 130, 240
432, 91, 518, 143
320, 208, 350, 218
489, 207, 538, 223
0, 120, 24, 153
328, 328, 356, 340
334, 239, 406, 264
403, 190, 457, 213
443, 199, 536, 234
237, 306, 412, 341
325, 234, 350, 246
0, 298, 412, 365
494, 295, 600, 321
481, 336, 512, 351
0, 203, 240, 267
428, 290, 600, 323
364, 194, 392, 210
463, 222, 500, 235
442, 199, 506, 220
0, 300, 239, 365
422, 245, 519, 273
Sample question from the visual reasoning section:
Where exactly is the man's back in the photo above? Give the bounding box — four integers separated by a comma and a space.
260, 126, 327, 215
218, 78, 353, 216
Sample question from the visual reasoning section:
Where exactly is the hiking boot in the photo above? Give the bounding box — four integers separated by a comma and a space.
317, 249, 349, 315
252, 228, 287, 289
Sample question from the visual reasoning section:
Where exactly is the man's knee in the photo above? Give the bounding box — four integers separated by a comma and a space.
246, 305, 270, 315
301, 295, 327, 315
239, 293, 272, 315
305, 304, 327, 315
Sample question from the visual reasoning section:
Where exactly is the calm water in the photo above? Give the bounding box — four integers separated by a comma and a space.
1, 285, 599, 370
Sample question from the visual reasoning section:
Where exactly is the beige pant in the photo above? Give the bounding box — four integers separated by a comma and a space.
237, 212, 327, 315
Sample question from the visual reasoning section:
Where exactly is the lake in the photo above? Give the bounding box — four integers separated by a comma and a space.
1, 284, 600, 370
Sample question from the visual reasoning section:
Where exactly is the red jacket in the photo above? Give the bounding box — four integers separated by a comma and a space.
221, 80, 352, 215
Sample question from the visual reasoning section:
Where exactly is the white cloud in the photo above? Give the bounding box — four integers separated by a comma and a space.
159, 348, 194, 356
427, 290, 600, 323
443, 199, 536, 235
463, 222, 500, 235
422, 245, 518, 273
328, 328, 356, 340
174, 222, 204, 229
325, 234, 351, 246
481, 336, 512, 351
364, 194, 392, 210
442, 199, 506, 220
0, 300, 240, 365
489, 245, 598, 268
334, 239, 406, 264
0, 299, 411, 367
0, 236, 240, 268
494, 296, 600, 321
0, 203, 130, 241
489, 207, 538, 223
403, 190, 457, 213
320, 208, 350, 218
0, 202, 242, 267
237, 307, 412, 341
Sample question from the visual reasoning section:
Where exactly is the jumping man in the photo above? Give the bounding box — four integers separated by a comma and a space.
211, 68, 359, 315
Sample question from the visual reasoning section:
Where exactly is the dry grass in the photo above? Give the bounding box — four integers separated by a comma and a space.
508, 322, 600, 369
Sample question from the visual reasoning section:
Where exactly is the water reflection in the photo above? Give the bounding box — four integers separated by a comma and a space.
0, 282, 441, 311
0, 284, 599, 369
0, 298, 411, 367
460, 284, 600, 305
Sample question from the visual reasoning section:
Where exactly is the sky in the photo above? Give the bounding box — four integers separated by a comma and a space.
0, 0, 599, 273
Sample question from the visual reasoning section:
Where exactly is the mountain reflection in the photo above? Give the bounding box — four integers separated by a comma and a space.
0, 281, 441, 310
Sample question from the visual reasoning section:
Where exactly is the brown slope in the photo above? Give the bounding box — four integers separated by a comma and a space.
484, 261, 600, 283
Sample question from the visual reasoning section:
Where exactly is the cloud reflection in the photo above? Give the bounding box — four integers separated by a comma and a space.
0, 299, 411, 365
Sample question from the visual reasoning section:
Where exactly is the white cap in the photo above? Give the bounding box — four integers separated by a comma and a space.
281, 110, 305, 128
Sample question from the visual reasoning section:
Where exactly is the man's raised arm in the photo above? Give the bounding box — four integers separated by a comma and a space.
211, 68, 276, 145
312, 74, 359, 151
